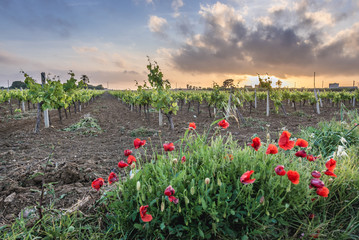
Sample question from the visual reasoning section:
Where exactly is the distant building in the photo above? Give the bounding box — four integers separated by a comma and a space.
244, 85, 253, 89
329, 83, 339, 88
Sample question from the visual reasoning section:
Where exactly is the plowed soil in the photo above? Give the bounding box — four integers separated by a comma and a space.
0, 92, 350, 225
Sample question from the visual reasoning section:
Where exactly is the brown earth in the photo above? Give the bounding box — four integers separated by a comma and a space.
0, 92, 351, 225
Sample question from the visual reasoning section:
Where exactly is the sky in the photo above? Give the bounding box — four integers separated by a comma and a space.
1, 0, 359, 89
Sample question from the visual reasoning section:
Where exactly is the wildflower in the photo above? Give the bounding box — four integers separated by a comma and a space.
309, 213, 315, 219
189, 122, 196, 130
266, 144, 278, 154
127, 155, 137, 165
311, 179, 325, 188
118, 160, 129, 168
218, 119, 229, 129
134, 138, 146, 149
295, 150, 307, 158
307, 154, 319, 162
91, 178, 105, 191
295, 139, 308, 148
278, 131, 295, 150
240, 170, 256, 185
108, 172, 119, 185
124, 149, 132, 156
324, 170, 337, 178
311, 171, 321, 178
287, 170, 300, 184
205, 178, 210, 185
226, 154, 234, 161
181, 156, 186, 163
274, 165, 286, 176
139, 205, 153, 222
251, 137, 261, 151
172, 158, 178, 164
316, 187, 329, 197
163, 142, 175, 151
325, 158, 336, 171
164, 185, 178, 204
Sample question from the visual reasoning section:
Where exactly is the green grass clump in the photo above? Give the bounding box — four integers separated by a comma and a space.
63, 115, 102, 136
299, 110, 359, 158
97, 126, 359, 239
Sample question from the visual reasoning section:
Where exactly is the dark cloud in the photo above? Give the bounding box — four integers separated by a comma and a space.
171, 1, 359, 78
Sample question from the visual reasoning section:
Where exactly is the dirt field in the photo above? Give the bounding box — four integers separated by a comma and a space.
0, 92, 350, 225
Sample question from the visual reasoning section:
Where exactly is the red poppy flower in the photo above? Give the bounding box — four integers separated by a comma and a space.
91, 178, 105, 191
124, 149, 132, 156
311, 171, 321, 178
127, 155, 137, 165
164, 185, 175, 196
278, 131, 295, 150
324, 170, 337, 178
309, 213, 315, 219
240, 170, 256, 185
134, 138, 146, 149
118, 160, 129, 168
275, 165, 286, 176
266, 144, 278, 154
189, 122, 196, 130
225, 154, 234, 161
108, 172, 119, 185
218, 119, 229, 129
295, 138, 308, 148
325, 158, 336, 171
164, 185, 178, 204
181, 156, 186, 163
311, 179, 325, 188
316, 187, 329, 197
139, 205, 153, 222
287, 170, 300, 184
168, 196, 179, 204
251, 137, 261, 151
307, 155, 319, 162
295, 150, 307, 158
163, 142, 175, 151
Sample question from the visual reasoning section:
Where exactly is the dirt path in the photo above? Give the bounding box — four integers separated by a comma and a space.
0, 92, 348, 224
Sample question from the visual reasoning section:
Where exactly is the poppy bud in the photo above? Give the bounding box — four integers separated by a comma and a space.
178, 205, 181, 213
172, 158, 178, 164
130, 173, 135, 179
136, 181, 141, 191
217, 178, 222, 186
184, 196, 189, 205
266, 133, 270, 142
260, 196, 265, 204
161, 201, 165, 212
190, 186, 195, 195
205, 178, 210, 185
131, 163, 136, 169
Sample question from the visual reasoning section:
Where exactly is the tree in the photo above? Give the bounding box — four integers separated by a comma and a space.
222, 79, 234, 89
10, 81, 27, 89
276, 79, 283, 88
80, 75, 90, 85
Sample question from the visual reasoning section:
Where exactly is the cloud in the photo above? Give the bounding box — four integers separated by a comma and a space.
169, 1, 359, 78
148, 15, 168, 37
72, 46, 98, 53
172, 0, 184, 18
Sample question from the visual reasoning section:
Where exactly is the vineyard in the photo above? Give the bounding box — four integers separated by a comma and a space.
0, 68, 359, 239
